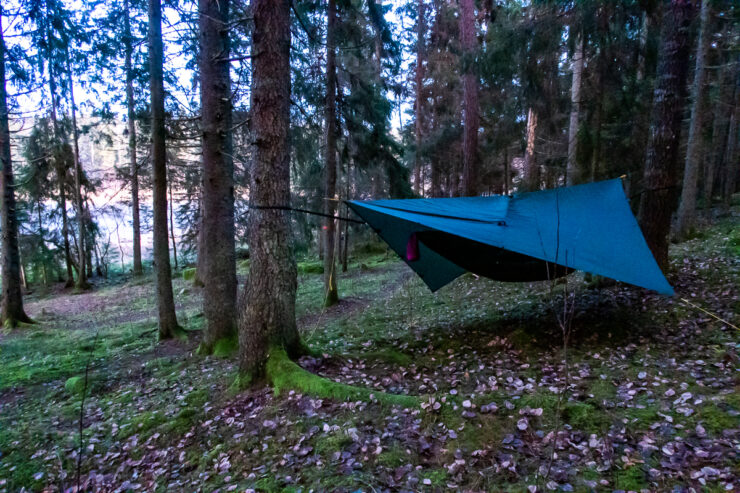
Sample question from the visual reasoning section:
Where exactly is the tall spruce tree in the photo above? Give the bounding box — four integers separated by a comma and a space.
238, 0, 301, 376
198, 0, 237, 354
0, 7, 32, 327
639, 0, 697, 268
148, 0, 182, 339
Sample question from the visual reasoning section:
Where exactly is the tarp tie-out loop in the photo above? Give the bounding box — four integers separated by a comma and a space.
248, 204, 366, 224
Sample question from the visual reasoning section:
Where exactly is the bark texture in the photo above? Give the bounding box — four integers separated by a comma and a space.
238, 0, 301, 377
148, 0, 181, 339
199, 0, 237, 353
722, 72, 739, 209
566, 34, 584, 186
322, 0, 339, 307
0, 15, 32, 326
124, 0, 142, 276
459, 0, 478, 196
638, 0, 696, 269
523, 107, 538, 191
66, 52, 88, 289
675, 0, 711, 237
414, 0, 425, 196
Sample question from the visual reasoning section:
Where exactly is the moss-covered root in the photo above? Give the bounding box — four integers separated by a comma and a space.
158, 325, 190, 342
197, 334, 238, 358
264, 346, 418, 408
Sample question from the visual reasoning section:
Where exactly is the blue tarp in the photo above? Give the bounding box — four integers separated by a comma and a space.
347, 179, 674, 295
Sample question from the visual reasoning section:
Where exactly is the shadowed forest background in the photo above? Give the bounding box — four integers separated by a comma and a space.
0, 0, 738, 491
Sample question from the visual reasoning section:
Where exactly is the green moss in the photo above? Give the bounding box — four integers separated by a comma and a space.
266, 346, 418, 408
613, 465, 648, 491
297, 260, 324, 274
562, 402, 611, 434
351, 348, 412, 366
696, 402, 738, 435
623, 406, 660, 427
376, 444, 407, 467
65, 375, 85, 395
315, 433, 354, 456
182, 268, 196, 281
197, 334, 238, 358
418, 468, 447, 488
124, 411, 167, 438
237, 259, 251, 271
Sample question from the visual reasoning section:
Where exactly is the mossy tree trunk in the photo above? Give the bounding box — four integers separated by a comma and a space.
238, 0, 301, 378
149, 0, 182, 339
0, 12, 32, 327
198, 0, 237, 354
638, 0, 696, 269
322, 0, 339, 307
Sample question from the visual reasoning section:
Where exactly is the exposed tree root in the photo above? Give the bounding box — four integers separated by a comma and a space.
263, 346, 419, 408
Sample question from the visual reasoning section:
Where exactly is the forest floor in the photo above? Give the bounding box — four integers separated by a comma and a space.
1, 212, 739, 493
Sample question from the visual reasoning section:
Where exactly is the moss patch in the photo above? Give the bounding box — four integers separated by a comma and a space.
182, 268, 196, 281
297, 260, 324, 274
265, 346, 418, 408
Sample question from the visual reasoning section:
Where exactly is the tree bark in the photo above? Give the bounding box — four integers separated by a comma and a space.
124, 0, 143, 276
566, 34, 584, 186
0, 13, 32, 326
66, 51, 88, 290
414, 0, 425, 196
322, 0, 339, 307
675, 0, 711, 237
149, 0, 182, 339
460, 0, 479, 196
168, 178, 178, 271
722, 70, 739, 210
199, 0, 237, 353
638, 0, 696, 269
705, 64, 734, 212
238, 0, 300, 377
44, 3, 73, 287
523, 107, 538, 191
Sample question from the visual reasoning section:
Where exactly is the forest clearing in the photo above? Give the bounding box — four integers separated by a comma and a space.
1, 0, 739, 491
1, 213, 738, 491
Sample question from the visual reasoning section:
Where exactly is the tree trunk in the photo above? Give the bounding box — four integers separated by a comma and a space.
149, 0, 182, 339
566, 34, 584, 186
722, 71, 739, 210
124, 0, 143, 276
675, 0, 711, 238
0, 14, 32, 326
66, 51, 88, 290
45, 15, 73, 287
638, 0, 696, 269
199, 0, 237, 354
705, 64, 734, 213
414, 0, 425, 196
238, 0, 300, 377
460, 0, 479, 196
322, 0, 339, 307
168, 178, 178, 271
523, 107, 538, 191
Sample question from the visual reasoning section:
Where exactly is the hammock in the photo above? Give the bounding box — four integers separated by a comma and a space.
347, 179, 673, 295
